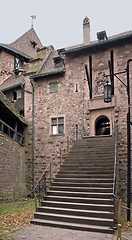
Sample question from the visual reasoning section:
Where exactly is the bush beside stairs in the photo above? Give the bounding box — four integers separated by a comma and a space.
31, 135, 115, 234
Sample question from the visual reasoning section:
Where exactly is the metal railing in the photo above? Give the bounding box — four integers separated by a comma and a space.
75, 123, 88, 140
28, 123, 87, 204
113, 124, 118, 197
28, 136, 75, 203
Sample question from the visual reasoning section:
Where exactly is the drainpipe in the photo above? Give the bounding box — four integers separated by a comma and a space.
30, 80, 35, 198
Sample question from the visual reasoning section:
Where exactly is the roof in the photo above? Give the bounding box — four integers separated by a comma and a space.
63, 30, 132, 55
30, 49, 65, 80
29, 30, 132, 80
0, 69, 26, 91
0, 43, 30, 61
0, 91, 27, 125
25, 45, 54, 76
9, 28, 43, 58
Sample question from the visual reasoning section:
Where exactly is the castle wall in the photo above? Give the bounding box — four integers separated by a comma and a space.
29, 41, 132, 199
0, 131, 26, 199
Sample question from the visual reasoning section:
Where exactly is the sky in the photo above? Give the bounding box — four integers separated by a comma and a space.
0, 0, 132, 50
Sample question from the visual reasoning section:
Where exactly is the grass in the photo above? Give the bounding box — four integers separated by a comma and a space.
0, 199, 132, 239
118, 202, 132, 233
0, 199, 35, 239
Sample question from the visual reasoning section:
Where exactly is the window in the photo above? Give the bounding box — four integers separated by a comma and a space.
30, 40, 37, 49
17, 90, 22, 99
75, 83, 78, 92
13, 91, 17, 101
51, 117, 64, 135
13, 90, 21, 101
53, 57, 62, 68
50, 82, 58, 93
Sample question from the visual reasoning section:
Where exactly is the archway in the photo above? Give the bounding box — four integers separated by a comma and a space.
95, 116, 110, 135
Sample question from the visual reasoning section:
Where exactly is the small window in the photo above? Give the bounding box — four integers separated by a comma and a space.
13, 91, 17, 101
50, 82, 58, 93
30, 40, 37, 49
53, 57, 62, 68
17, 90, 22, 99
13, 90, 22, 101
75, 83, 78, 92
51, 117, 64, 135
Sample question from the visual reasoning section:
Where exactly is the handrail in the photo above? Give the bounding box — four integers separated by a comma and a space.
28, 136, 75, 202
113, 124, 118, 197
75, 123, 88, 140
28, 123, 88, 203
31, 139, 67, 194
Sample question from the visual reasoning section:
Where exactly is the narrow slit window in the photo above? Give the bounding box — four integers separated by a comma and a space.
75, 83, 78, 92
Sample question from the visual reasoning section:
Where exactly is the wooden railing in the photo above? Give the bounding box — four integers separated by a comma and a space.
0, 119, 24, 144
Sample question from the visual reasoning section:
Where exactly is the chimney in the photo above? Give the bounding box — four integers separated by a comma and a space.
97, 30, 108, 42
83, 16, 90, 45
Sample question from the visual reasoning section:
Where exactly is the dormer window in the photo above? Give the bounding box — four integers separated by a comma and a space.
30, 40, 37, 49
53, 57, 62, 68
13, 90, 22, 101
14, 57, 24, 76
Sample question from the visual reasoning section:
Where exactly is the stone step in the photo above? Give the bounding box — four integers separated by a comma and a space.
49, 186, 113, 193
41, 200, 114, 212
31, 218, 113, 234
65, 157, 114, 161
81, 135, 114, 141
33, 212, 113, 227
64, 160, 114, 164
43, 195, 113, 205
70, 148, 114, 152
72, 144, 114, 147
37, 206, 114, 219
52, 181, 113, 188
68, 152, 114, 157
54, 177, 113, 182
74, 141, 114, 146
71, 141, 114, 145
61, 163, 114, 167
58, 169, 114, 174
56, 173, 114, 178
31, 136, 115, 233
71, 146, 114, 150
47, 190, 113, 199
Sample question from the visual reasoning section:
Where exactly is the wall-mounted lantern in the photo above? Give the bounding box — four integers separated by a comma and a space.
104, 80, 112, 103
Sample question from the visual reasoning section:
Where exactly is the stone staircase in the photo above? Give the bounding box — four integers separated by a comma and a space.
31, 135, 115, 234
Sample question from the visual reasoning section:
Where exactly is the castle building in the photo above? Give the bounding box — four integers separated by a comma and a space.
0, 17, 132, 200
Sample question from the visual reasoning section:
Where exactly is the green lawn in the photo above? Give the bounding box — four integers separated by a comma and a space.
0, 200, 35, 239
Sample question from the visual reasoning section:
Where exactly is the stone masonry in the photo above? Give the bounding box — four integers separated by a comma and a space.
0, 131, 26, 199
28, 36, 132, 201
1, 18, 132, 202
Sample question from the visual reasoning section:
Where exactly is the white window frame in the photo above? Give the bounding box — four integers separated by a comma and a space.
51, 117, 64, 135
17, 90, 22, 99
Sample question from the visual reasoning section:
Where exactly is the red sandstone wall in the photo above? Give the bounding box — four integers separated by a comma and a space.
24, 42, 132, 200
0, 131, 27, 199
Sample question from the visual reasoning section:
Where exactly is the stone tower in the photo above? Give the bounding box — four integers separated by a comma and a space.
83, 16, 90, 45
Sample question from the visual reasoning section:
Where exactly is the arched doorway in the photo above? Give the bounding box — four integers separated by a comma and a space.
95, 116, 110, 135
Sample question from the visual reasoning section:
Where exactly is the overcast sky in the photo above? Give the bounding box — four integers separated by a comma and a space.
0, 0, 132, 49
